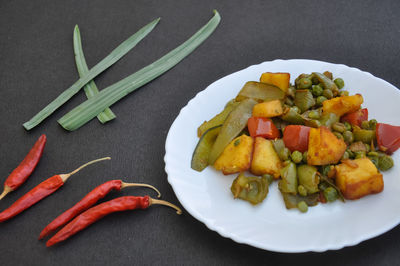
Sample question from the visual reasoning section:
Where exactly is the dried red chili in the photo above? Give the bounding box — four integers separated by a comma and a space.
39, 180, 161, 239
46, 195, 181, 247
0, 157, 110, 223
0, 134, 47, 200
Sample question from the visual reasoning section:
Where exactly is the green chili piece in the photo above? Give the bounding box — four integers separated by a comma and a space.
294, 90, 315, 112
281, 192, 319, 209
231, 173, 270, 205
280, 107, 305, 125
279, 162, 298, 194
297, 165, 319, 194
319, 113, 339, 129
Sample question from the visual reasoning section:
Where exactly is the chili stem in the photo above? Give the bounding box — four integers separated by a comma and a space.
59, 157, 111, 182
149, 198, 182, 214
0, 186, 12, 200
121, 182, 161, 198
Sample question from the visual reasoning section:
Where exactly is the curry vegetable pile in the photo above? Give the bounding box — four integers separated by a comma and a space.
192, 71, 400, 213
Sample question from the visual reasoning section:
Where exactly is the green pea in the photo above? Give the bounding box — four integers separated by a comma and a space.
346, 149, 355, 159
343, 130, 354, 144
311, 84, 323, 97
297, 77, 313, 89
341, 151, 350, 160
322, 89, 333, 99
354, 151, 366, 159
291, 150, 303, 164
279, 148, 291, 161
368, 151, 379, 157
378, 155, 394, 171
316, 96, 327, 106
344, 122, 352, 131
339, 91, 349, 97
292, 106, 301, 114
302, 151, 308, 163
361, 120, 370, 130
308, 110, 321, 119
297, 201, 308, 213
333, 78, 345, 89
332, 122, 346, 133
333, 132, 343, 140
323, 187, 338, 202
298, 185, 307, 196
369, 119, 377, 130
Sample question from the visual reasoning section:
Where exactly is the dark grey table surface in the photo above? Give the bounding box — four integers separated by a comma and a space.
1, 0, 400, 265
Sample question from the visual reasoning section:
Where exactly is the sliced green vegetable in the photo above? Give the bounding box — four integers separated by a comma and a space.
281, 192, 319, 209
231, 173, 271, 205
297, 164, 319, 194
278, 162, 297, 194
280, 107, 305, 125
235, 81, 285, 102
294, 90, 315, 113
197, 99, 239, 137
208, 98, 257, 164
319, 112, 339, 128
58, 11, 221, 131
312, 72, 339, 94
23, 18, 160, 130
191, 125, 222, 171
73, 25, 116, 123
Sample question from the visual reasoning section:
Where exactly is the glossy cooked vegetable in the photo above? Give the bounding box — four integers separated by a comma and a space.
214, 135, 254, 174
297, 165, 319, 194
197, 100, 239, 137
376, 123, 400, 154
312, 72, 339, 94
73, 25, 116, 123
231, 173, 271, 205
278, 162, 297, 194
23, 19, 160, 130
281, 192, 319, 209
259, 72, 290, 92
252, 100, 283, 117
209, 98, 257, 164
341, 108, 368, 127
294, 90, 315, 113
335, 158, 383, 200
247, 117, 280, 139
353, 126, 376, 143
250, 137, 282, 178
235, 81, 285, 102
283, 125, 310, 153
58, 11, 221, 131
280, 107, 305, 124
191, 125, 222, 172
307, 126, 347, 165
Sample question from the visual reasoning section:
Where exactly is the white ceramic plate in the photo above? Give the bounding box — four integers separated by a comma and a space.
164, 59, 400, 252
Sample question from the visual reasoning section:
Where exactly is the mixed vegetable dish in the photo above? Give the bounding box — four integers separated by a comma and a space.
191, 71, 400, 213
